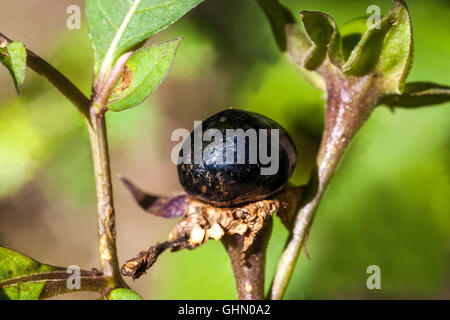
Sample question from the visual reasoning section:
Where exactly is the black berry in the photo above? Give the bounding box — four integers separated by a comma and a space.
177, 109, 297, 206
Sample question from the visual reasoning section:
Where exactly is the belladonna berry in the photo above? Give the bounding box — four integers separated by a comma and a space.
177, 109, 297, 206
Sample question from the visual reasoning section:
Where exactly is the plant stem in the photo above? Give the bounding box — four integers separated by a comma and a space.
0, 268, 112, 299
269, 140, 345, 300
87, 52, 133, 289
88, 111, 122, 282
222, 218, 273, 300
270, 64, 380, 299
0, 32, 91, 122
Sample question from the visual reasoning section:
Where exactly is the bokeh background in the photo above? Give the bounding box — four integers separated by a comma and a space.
0, 0, 449, 299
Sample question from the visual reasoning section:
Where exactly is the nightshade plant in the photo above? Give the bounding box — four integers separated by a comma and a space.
0, 0, 204, 300
0, 0, 449, 301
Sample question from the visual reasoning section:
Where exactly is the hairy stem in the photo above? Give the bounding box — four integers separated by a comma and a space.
270, 64, 380, 299
0, 32, 91, 121
222, 218, 273, 300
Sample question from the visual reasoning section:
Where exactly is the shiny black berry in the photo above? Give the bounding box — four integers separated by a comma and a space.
177, 109, 297, 206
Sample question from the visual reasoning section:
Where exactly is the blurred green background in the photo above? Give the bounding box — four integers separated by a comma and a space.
0, 0, 449, 299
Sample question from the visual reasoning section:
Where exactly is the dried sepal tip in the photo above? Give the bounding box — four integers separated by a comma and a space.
121, 239, 196, 280
118, 175, 187, 218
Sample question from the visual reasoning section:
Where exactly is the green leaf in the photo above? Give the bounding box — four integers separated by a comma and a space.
300, 10, 343, 70
343, 1, 413, 94
86, 0, 203, 78
0, 246, 58, 300
108, 38, 181, 112
256, 0, 295, 51
109, 288, 143, 300
0, 41, 27, 94
381, 82, 450, 108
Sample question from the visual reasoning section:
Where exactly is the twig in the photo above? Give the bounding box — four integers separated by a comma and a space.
0, 32, 91, 122
88, 113, 121, 279
0, 268, 111, 298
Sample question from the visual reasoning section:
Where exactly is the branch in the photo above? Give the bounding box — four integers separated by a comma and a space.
0, 32, 91, 122
270, 63, 380, 299
88, 52, 132, 289
259, 0, 449, 300
88, 114, 121, 279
